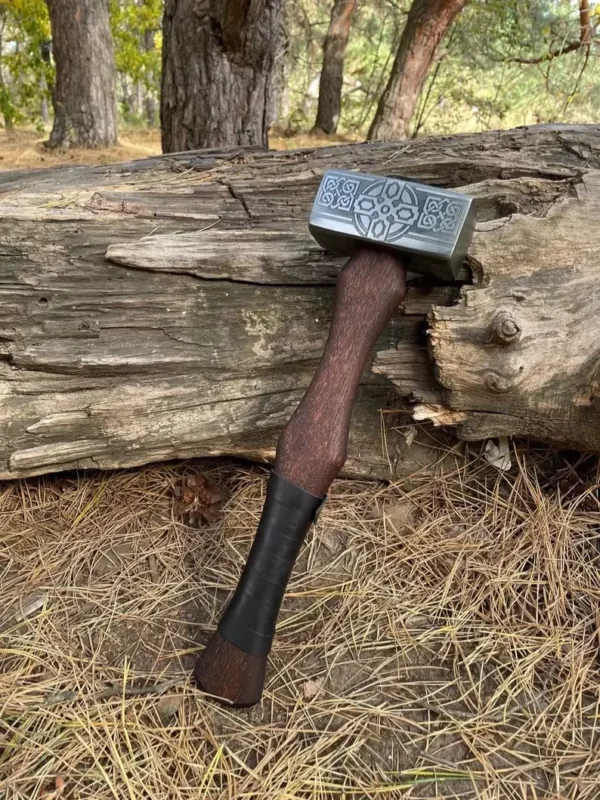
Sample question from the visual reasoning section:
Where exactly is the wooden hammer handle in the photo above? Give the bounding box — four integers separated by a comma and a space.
195, 247, 406, 704
275, 246, 407, 495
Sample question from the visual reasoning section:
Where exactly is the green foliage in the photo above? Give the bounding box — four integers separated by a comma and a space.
110, 0, 162, 124
283, 0, 410, 133
0, 0, 598, 137
281, 0, 600, 137
0, 0, 52, 127
411, 0, 600, 136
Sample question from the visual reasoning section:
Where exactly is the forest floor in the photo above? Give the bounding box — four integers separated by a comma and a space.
1, 443, 599, 798
0, 127, 362, 170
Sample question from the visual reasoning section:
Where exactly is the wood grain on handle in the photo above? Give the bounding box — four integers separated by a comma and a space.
276, 246, 407, 495
194, 246, 406, 706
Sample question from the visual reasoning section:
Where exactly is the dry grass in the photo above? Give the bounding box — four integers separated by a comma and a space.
268, 130, 363, 151
1, 445, 599, 799
0, 127, 361, 171
0, 128, 162, 171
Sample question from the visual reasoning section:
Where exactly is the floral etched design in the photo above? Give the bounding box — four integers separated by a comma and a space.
352, 179, 419, 242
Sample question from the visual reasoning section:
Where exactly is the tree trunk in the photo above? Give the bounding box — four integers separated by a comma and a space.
312, 0, 357, 135
579, 0, 593, 45
40, 87, 50, 126
119, 74, 131, 123
0, 13, 14, 130
368, 0, 468, 141
40, 40, 51, 125
46, 0, 118, 148
0, 124, 598, 481
376, 170, 600, 451
145, 93, 158, 129
265, 11, 289, 129
143, 27, 158, 128
161, 0, 284, 152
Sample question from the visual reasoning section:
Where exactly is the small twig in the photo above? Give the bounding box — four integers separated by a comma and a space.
560, 42, 591, 118
140, 225, 159, 240
412, 56, 445, 139
148, 552, 159, 582
355, 9, 390, 130
44, 678, 184, 707
383, 144, 412, 164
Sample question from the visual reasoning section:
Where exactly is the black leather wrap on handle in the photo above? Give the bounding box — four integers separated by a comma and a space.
217, 471, 326, 656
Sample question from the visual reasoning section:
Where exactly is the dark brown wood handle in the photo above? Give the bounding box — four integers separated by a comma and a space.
194, 246, 406, 706
275, 246, 407, 495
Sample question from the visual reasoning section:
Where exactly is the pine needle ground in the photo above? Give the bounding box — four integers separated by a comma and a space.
1, 444, 599, 798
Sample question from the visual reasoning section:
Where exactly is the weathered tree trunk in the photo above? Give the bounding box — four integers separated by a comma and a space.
368, 0, 468, 141
313, 0, 357, 135
376, 170, 600, 451
46, 0, 118, 148
0, 124, 598, 481
161, 0, 284, 152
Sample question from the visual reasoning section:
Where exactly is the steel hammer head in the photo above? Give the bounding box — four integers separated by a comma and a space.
309, 169, 475, 281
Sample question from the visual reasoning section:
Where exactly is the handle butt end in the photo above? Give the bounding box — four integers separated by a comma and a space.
194, 632, 266, 707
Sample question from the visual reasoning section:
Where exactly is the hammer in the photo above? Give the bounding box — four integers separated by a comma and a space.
194, 169, 475, 706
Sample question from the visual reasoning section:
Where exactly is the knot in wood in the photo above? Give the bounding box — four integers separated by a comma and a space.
491, 311, 521, 345
484, 372, 514, 394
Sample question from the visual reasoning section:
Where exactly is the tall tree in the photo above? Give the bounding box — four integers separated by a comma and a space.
45, 0, 118, 147
143, 26, 158, 127
313, 0, 357, 134
368, 0, 468, 141
0, 9, 13, 129
161, 0, 284, 152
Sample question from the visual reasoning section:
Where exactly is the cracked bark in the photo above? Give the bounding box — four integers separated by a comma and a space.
398, 170, 600, 451
160, 0, 284, 151
0, 124, 598, 480
46, 0, 118, 148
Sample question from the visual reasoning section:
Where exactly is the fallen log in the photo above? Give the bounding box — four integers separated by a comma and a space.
0, 124, 598, 480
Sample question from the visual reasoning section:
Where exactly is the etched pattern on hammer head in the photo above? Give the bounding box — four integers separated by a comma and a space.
309, 169, 475, 281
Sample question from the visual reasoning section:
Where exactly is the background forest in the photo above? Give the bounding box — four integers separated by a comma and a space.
0, 0, 598, 153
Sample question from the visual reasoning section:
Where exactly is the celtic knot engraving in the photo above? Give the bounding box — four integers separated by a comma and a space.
417, 197, 462, 234
352, 179, 419, 242
309, 169, 473, 281
317, 175, 360, 211
311, 169, 470, 262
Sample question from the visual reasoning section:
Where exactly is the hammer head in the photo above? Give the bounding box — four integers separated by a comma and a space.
309, 169, 475, 281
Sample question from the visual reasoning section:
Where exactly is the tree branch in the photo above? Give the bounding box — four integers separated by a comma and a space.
510, 1, 598, 65
560, 38, 592, 117
510, 38, 597, 64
